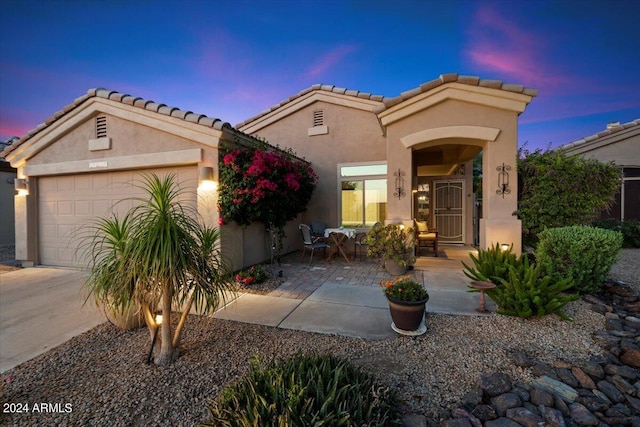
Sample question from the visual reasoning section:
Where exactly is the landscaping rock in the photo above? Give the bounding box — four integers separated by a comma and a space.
569, 402, 600, 425
581, 361, 605, 379
539, 405, 566, 427
557, 368, 580, 388
511, 351, 535, 368
530, 387, 554, 407
484, 417, 523, 427
491, 393, 522, 417
481, 372, 513, 397
505, 407, 543, 427
471, 404, 498, 421
571, 366, 597, 389
605, 363, 639, 380
533, 375, 579, 403
598, 379, 627, 403
621, 348, 640, 368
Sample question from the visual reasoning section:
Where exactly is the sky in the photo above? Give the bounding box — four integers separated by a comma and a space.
1, 0, 639, 151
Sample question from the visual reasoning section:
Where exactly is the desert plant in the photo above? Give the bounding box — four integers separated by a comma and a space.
84, 173, 235, 365
535, 225, 623, 294
490, 256, 579, 320
462, 243, 522, 284
204, 353, 400, 427
592, 218, 640, 248
366, 223, 416, 267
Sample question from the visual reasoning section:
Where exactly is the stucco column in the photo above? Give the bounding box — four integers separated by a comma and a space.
385, 131, 413, 227
14, 175, 37, 266
480, 132, 522, 255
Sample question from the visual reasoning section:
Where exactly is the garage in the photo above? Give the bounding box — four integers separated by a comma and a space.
38, 167, 197, 267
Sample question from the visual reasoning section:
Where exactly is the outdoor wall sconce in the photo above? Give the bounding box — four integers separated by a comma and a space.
198, 166, 217, 190
394, 168, 405, 200
14, 178, 29, 196
147, 312, 163, 364
500, 243, 511, 252
496, 163, 511, 198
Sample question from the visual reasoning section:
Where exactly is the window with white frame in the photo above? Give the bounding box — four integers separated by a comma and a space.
339, 163, 387, 227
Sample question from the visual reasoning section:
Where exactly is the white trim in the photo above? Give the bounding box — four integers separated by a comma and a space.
378, 83, 534, 126
400, 126, 501, 148
337, 161, 387, 227
24, 148, 202, 176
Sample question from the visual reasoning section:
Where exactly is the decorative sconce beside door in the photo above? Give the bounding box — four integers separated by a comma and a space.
393, 168, 405, 200
496, 163, 511, 198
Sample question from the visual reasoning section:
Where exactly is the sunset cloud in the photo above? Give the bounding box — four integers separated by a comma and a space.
304, 44, 358, 79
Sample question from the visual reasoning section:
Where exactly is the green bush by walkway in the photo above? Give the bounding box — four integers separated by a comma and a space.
535, 225, 623, 294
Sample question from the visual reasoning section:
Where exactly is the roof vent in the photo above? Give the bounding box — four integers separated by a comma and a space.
96, 116, 107, 138
313, 110, 324, 127
606, 121, 621, 130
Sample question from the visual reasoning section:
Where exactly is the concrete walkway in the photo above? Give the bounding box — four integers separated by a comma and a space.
1, 246, 493, 373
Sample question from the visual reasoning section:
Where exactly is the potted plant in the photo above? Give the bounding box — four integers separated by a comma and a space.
366, 223, 416, 275
380, 275, 429, 334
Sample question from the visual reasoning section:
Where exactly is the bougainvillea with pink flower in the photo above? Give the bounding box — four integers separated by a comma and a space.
218, 145, 317, 228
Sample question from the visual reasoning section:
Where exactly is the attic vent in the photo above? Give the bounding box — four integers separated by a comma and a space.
96, 116, 107, 138
313, 110, 324, 127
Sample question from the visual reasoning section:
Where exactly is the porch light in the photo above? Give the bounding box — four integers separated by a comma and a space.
500, 243, 511, 252
199, 166, 217, 190
14, 178, 28, 196
154, 314, 163, 325
393, 168, 405, 200
496, 163, 511, 198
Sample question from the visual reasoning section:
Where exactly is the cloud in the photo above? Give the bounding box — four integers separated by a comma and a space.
304, 44, 358, 79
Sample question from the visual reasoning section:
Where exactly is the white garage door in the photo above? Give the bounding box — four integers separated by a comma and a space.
38, 167, 197, 267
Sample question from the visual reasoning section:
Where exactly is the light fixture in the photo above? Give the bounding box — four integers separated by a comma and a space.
147, 312, 163, 364
199, 166, 214, 182
14, 178, 29, 196
500, 243, 511, 252
496, 163, 511, 198
393, 168, 405, 200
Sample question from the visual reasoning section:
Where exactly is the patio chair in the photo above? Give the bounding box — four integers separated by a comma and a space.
299, 223, 329, 264
310, 221, 329, 242
414, 219, 438, 257
353, 222, 380, 260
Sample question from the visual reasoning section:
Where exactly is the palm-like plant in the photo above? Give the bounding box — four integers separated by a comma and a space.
84, 173, 235, 365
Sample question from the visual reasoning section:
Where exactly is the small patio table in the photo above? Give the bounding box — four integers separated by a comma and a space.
324, 228, 356, 262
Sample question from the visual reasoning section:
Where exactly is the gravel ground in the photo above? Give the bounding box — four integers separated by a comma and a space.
0, 248, 638, 426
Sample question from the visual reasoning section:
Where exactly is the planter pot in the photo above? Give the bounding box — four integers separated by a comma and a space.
105, 304, 145, 330
384, 258, 407, 275
387, 295, 429, 335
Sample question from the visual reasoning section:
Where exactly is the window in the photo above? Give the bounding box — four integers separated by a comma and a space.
339, 163, 387, 227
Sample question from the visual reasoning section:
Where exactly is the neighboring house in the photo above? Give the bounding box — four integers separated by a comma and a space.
559, 119, 640, 221
1, 138, 18, 246
1, 73, 536, 268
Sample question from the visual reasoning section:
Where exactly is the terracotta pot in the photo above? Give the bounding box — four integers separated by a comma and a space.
387, 295, 429, 331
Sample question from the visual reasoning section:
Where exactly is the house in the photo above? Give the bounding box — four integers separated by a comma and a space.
238, 73, 536, 255
1, 73, 536, 268
559, 119, 640, 221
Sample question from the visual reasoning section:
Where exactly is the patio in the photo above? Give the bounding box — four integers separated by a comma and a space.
213, 245, 495, 339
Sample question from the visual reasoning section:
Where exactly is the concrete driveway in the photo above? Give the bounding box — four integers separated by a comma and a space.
0, 268, 104, 373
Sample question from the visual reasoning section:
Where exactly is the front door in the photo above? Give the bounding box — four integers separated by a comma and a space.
434, 180, 464, 243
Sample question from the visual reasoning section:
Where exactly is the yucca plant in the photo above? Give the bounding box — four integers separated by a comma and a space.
83, 173, 235, 365
204, 353, 401, 426
462, 243, 521, 284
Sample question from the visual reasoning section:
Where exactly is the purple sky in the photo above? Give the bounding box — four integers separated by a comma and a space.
1, 0, 639, 150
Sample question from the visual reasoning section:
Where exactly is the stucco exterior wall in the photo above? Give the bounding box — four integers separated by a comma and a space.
248, 101, 387, 231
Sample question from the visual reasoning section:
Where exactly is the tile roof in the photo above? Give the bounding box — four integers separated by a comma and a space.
374, 73, 538, 113
559, 118, 640, 151
1, 88, 234, 157
236, 83, 386, 128
236, 74, 537, 128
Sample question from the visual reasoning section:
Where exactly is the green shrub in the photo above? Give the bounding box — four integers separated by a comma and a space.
592, 218, 640, 248
204, 353, 400, 427
490, 257, 579, 320
535, 225, 623, 294
235, 264, 270, 286
462, 243, 522, 284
